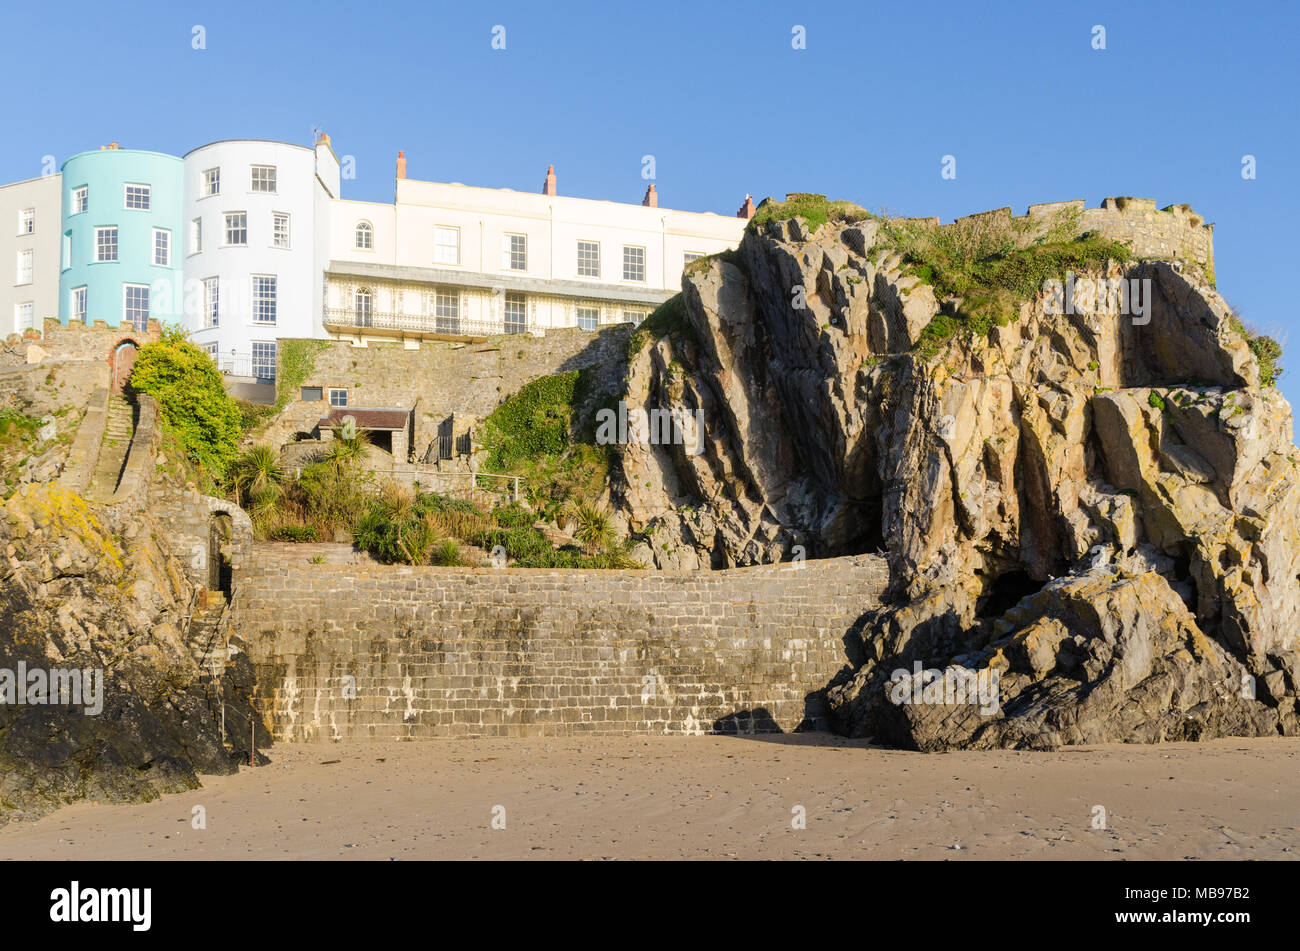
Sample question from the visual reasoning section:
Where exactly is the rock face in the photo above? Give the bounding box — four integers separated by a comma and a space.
612, 214, 1299, 747
0, 486, 260, 823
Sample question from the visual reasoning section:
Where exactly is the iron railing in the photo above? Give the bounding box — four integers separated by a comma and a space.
323, 308, 530, 338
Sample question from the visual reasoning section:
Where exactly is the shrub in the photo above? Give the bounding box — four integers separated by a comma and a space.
129, 325, 244, 475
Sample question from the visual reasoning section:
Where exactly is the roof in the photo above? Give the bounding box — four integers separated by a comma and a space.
318, 407, 411, 431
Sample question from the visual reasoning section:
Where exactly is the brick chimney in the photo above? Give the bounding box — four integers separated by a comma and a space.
396, 150, 407, 180
542, 164, 557, 196
642, 184, 658, 207
737, 194, 756, 219
316, 131, 331, 146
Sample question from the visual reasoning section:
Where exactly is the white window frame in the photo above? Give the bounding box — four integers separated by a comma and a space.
202, 168, 220, 197
190, 217, 202, 254
16, 302, 34, 331
203, 277, 219, 328
683, 251, 705, 265
272, 212, 290, 249
72, 186, 88, 214
95, 226, 118, 262
62, 231, 71, 270
434, 287, 459, 333
16, 249, 33, 285
622, 245, 646, 282
328, 388, 348, 407
250, 165, 277, 194
355, 221, 373, 250
251, 341, 277, 381
503, 292, 527, 334
122, 283, 150, 332
224, 212, 247, 247
251, 274, 277, 325
576, 240, 601, 278
503, 233, 527, 271
18, 208, 35, 235
124, 183, 151, 210
434, 226, 459, 265
354, 287, 372, 327
153, 228, 171, 267
72, 286, 87, 321
576, 304, 600, 331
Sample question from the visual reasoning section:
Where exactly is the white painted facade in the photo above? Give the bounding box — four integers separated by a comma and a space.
1, 174, 61, 337
181, 140, 338, 377
322, 173, 748, 341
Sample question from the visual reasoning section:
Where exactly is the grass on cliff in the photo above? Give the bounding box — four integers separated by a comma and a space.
1227, 311, 1284, 387
747, 193, 872, 234
475, 369, 610, 523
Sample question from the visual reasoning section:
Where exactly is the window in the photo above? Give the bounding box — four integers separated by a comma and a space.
504, 292, 527, 334
300, 386, 323, 401
251, 341, 277, 381
354, 288, 372, 327
224, 212, 247, 246
683, 251, 704, 265
623, 310, 646, 325
622, 245, 646, 282
72, 286, 87, 321
123, 284, 150, 332
190, 218, 202, 254
576, 305, 599, 331
329, 388, 348, 407
504, 233, 527, 271
434, 226, 459, 265
202, 168, 220, 197
434, 287, 459, 333
273, 212, 290, 248
250, 165, 277, 193
203, 342, 219, 360
124, 184, 151, 210
95, 227, 118, 262
576, 240, 602, 278
72, 186, 88, 214
202, 277, 219, 328
153, 228, 171, 267
355, 221, 373, 250
16, 302, 34, 330
62, 231, 71, 270
251, 275, 277, 324
18, 208, 34, 235
17, 249, 33, 284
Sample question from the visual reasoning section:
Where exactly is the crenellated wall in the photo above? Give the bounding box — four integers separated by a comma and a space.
232, 550, 890, 741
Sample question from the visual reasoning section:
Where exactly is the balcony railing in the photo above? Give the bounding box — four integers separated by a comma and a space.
323, 308, 530, 338
214, 353, 275, 382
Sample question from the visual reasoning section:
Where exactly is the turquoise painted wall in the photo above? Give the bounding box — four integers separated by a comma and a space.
58, 149, 183, 329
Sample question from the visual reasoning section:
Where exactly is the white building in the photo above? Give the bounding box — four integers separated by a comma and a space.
2, 173, 61, 337
181, 138, 339, 378
322, 153, 751, 344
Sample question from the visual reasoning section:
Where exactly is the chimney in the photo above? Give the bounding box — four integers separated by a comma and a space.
317, 131, 331, 146
642, 184, 658, 207
542, 164, 557, 196
101, 142, 120, 151
737, 194, 756, 219
396, 150, 407, 180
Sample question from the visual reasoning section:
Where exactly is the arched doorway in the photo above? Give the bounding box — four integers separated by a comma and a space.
207, 513, 234, 598
111, 339, 139, 394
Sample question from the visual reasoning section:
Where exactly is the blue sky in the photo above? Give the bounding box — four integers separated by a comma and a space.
4, 0, 1297, 403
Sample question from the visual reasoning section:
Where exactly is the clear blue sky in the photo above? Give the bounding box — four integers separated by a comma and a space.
4, 0, 1297, 402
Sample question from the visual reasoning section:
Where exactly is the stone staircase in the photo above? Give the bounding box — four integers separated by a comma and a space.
85, 395, 135, 502
187, 591, 230, 678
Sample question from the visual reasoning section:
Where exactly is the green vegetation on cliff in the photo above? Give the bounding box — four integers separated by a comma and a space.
1228, 312, 1283, 387
747, 193, 871, 234
129, 326, 244, 476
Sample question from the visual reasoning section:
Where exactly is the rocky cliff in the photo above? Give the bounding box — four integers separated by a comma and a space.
612, 199, 1299, 748
0, 485, 261, 823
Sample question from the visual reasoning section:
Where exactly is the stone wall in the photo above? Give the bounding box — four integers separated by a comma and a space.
1, 317, 161, 368
233, 551, 890, 741
265, 324, 631, 457
150, 486, 255, 591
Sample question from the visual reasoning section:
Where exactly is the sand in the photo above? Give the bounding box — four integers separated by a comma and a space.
1, 734, 1297, 860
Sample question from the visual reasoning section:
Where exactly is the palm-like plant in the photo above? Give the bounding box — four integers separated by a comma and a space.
570, 500, 616, 554
228, 444, 284, 509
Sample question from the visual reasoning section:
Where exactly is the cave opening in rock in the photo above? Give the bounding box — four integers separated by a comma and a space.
1170, 546, 1198, 611
977, 570, 1046, 620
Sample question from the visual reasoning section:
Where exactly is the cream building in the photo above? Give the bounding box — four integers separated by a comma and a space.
323, 155, 752, 343
2, 173, 61, 337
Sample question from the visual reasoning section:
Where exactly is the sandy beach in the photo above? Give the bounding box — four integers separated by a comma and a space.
1, 734, 1297, 861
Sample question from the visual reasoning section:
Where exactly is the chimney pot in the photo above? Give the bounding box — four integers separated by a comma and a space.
396, 150, 407, 180
642, 184, 658, 207
542, 164, 557, 196
737, 194, 756, 219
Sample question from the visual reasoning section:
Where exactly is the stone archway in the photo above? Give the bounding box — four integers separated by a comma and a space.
208, 512, 235, 598
110, 339, 139, 394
